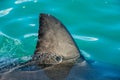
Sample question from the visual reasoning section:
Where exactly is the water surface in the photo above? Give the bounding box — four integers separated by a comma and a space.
0, 0, 120, 70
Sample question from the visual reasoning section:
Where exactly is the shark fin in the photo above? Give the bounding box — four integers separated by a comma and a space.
33, 13, 82, 65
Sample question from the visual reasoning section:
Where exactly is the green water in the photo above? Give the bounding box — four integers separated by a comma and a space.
0, 0, 120, 68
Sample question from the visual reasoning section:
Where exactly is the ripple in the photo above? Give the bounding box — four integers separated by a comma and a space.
73, 34, 98, 41
0, 8, 13, 17
29, 24, 36, 27
15, 0, 38, 4
81, 50, 91, 59
0, 31, 21, 45
0, 32, 26, 68
24, 33, 37, 38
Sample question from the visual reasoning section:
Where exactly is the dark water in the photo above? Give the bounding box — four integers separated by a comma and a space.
0, 0, 120, 76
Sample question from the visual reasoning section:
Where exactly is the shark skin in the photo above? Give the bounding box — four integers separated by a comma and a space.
0, 14, 120, 80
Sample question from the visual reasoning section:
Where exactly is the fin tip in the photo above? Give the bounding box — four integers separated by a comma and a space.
40, 13, 51, 17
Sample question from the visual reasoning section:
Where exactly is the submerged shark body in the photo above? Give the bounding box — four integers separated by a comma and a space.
0, 14, 120, 80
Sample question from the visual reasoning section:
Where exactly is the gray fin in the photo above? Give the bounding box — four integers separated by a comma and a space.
32, 13, 84, 65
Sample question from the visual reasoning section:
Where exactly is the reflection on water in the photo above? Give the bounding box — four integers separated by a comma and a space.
73, 34, 98, 41
23, 33, 37, 38
15, 0, 38, 4
0, 8, 13, 17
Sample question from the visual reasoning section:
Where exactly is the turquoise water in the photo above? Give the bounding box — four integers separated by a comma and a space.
0, 0, 120, 68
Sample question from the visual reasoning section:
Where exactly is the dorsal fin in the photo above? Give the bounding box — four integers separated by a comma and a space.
32, 13, 81, 65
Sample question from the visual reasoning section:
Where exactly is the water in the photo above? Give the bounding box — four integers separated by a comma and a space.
0, 0, 120, 70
